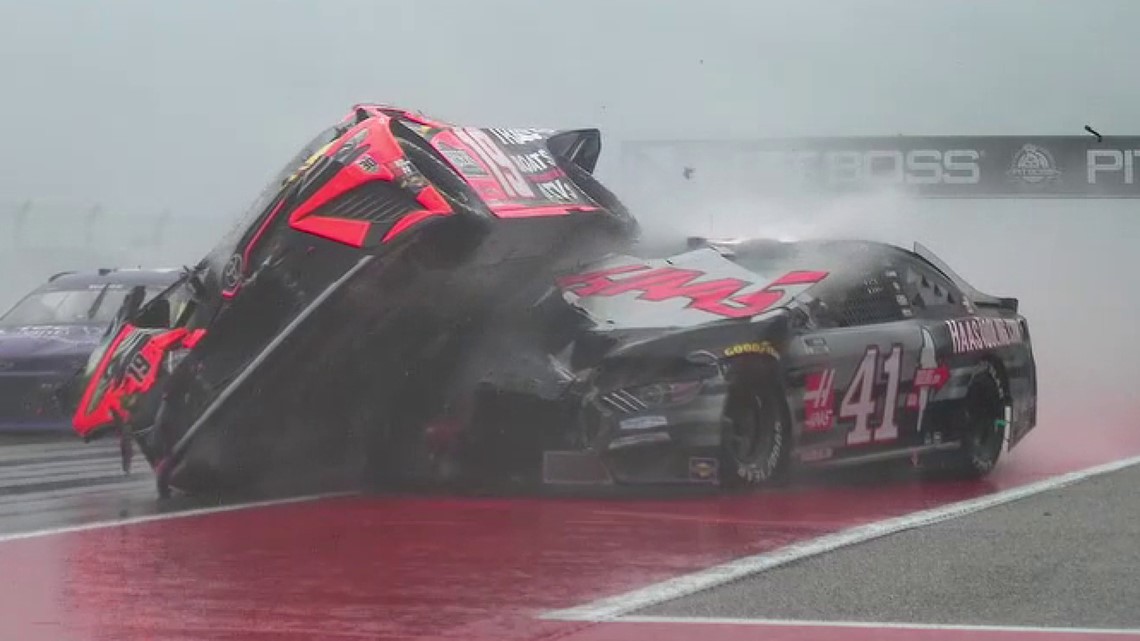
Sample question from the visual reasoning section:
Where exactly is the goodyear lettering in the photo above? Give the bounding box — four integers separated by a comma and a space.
945, 317, 1023, 354
723, 341, 779, 358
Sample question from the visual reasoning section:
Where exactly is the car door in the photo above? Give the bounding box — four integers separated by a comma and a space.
792, 259, 927, 459
896, 255, 978, 440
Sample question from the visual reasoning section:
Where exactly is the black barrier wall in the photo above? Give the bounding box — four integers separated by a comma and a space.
619, 135, 1140, 198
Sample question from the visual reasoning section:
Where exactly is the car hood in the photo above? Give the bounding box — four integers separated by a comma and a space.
0, 325, 105, 361
558, 248, 826, 331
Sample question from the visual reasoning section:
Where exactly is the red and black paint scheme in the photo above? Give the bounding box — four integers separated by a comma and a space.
63, 103, 637, 496
63, 103, 1038, 497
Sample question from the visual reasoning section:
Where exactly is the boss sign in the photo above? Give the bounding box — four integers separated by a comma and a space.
792, 149, 981, 185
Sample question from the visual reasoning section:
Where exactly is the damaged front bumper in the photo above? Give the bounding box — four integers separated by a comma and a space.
542, 377, 729, 486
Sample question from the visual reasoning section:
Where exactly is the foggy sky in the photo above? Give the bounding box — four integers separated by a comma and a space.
0, 0, 1135, 218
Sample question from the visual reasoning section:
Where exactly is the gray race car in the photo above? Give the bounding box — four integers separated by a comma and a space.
434, 235, 1038, 489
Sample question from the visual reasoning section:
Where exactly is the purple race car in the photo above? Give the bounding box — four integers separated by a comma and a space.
0, 268, 181, 432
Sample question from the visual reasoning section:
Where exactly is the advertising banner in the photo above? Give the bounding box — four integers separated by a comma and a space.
619, 135, 1140, 198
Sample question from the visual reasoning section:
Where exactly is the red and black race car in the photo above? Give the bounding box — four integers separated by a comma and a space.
65, 104, 1038, 498
65, 103, 637, 496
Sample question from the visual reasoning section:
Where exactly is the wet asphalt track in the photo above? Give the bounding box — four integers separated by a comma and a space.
636, 462, 1140, 630
0, 435, 160, 535
0, 423, 1137, 641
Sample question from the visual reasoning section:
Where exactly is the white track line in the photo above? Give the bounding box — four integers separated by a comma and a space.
0, 491, 355, 544
613, 616, 1140, 636
541, 453, 1140, 622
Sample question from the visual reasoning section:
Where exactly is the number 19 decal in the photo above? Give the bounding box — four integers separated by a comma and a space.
453, 127, 535, 199
839, 345, 903, 445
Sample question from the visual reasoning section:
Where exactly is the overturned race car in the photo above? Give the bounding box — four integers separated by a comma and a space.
64, 103, 1038, 497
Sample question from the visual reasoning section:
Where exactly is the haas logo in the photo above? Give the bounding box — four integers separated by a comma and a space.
803, 369, 836, 431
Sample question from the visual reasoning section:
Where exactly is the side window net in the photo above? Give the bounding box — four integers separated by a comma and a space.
838, 276, 906, 327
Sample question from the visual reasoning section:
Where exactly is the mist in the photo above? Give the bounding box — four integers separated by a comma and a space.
0, 0, 1135, 459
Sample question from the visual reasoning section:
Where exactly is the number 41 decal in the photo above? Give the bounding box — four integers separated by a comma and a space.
839, 345, 903, 445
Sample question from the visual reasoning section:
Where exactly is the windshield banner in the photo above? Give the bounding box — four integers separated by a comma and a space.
618, 135, 1140, 198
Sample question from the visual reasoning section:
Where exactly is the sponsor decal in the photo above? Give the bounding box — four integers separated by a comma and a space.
913, 364, 951, 389
1007, 143, 1061, 185
560, 266, 828, 320
801, 336, 829, 355
688, 457, 719, 482
221, 254, 243, 291
945, 317, 1023, 354
1087, 149, 1140, 184
11, 326, 67, 338
454, 128, 536, 199
906, 363, 950, 409
799, 447, 834, 463
510, 149, 557, 174
390, 158, 428, 190
486, 128, 553, 147
354, 154, 379, 174
619, 415, 668, 431
436, 143, 488, 177
535, 178, 577, 203
803, 369, 836, 431
723, 341, 779, 358
784, 149, 981, 185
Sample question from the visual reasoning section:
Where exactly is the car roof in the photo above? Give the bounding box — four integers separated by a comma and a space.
35, 268, 182, 291
707, 237, 958, 282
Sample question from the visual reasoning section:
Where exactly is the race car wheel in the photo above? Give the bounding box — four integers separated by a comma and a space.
719, 362, 792, 489
923, 362, 1007, 479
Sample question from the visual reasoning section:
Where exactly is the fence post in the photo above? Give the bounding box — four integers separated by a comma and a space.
84, 203, 102, 248
13, 200, 32, 249
153, 208, 171, 247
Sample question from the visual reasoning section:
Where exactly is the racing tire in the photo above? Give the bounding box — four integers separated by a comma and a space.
719, 359, 792, 489
921, 362, 1007, 480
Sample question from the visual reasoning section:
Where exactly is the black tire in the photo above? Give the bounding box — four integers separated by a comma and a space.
923, 362, 1007, 479
719, 359, 792, 489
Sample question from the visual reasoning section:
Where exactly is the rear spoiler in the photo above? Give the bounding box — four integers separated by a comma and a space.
547, 129, 602, 174
913, 242, 1019, 313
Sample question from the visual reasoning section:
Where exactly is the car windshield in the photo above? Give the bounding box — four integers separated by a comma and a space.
0, 286, 155, 327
